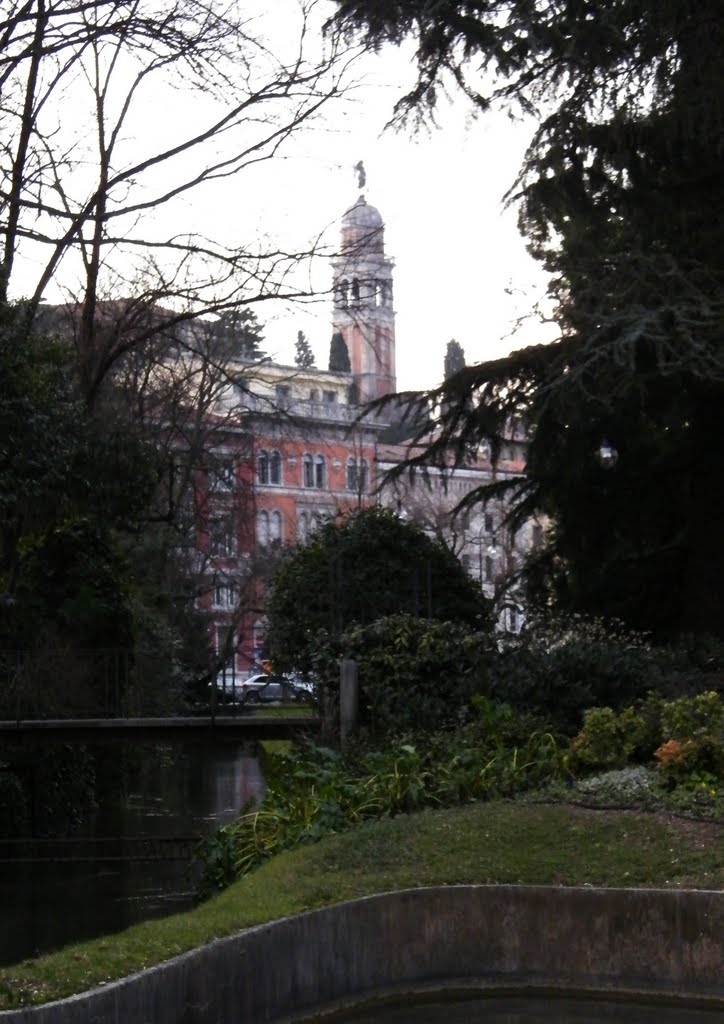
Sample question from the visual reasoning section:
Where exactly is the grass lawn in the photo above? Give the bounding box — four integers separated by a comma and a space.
0, 801, 721, 1010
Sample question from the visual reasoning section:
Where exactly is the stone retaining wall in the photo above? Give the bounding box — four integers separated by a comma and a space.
3, 886, 723, 1023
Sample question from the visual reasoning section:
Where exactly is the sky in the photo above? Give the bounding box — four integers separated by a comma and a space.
10, 0, 557, 394
246, 25, 557, 393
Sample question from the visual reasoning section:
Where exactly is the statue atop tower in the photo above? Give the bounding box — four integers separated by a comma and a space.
331, 187, 396, 403
354, 159, 366, 191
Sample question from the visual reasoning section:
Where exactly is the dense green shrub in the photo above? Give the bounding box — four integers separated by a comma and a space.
486, 617, 662, 732
312, 612, 724, 746
566, 690, 723, 787
194, 721, 566, 897
567, 706, 647, 773
265, 507, 491, 675
655, 691, 724, 786
311, 614, 494, 738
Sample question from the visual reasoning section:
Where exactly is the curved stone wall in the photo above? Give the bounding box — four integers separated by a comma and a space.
2, 886, 722, 1023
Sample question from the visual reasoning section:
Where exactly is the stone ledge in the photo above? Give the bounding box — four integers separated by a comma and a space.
2, 886, 722, 1023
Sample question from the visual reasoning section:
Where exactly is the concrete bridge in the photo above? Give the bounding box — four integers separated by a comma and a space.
0, 713, 320, 743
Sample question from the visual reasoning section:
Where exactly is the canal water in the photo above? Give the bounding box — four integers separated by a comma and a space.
0, 739, 264, 966
330, 996, 723, 1024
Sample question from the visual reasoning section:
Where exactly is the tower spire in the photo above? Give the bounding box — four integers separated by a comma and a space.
331, 191, 396, 403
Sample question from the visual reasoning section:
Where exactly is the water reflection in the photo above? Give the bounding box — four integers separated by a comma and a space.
330, 996, 722, 1024
0, 739, 264, 965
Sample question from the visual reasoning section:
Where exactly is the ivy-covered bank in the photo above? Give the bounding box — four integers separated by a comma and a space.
194, 614, 723, 896
0, 802, 722, 1010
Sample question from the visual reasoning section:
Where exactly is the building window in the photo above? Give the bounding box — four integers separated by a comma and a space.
532, 523, 543, 548
338, 280, 348, 307
315, 455, 326, 489
256, 510, 269, 546
257, 450, 269, 484
485, 555, 493, 582
351, 278, 360, 302
309, 388, 319, 402
298, 508, 322, 541
269, 450, 282, 485
275, 384, 291, 408
484, 512, 494, 533
252, 619, 265, 664
215, 624, 235, 658
209, 515, 236, 557
346, 457, 369, 492
323, 390, 337, 404
212, 581, 239, 609
270, 510, 283, 545
297, 510, 308, 542
209, 458, 235, 493
303, 454, 314, 488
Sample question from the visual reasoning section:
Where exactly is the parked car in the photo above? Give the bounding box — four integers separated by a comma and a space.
237, 674, 312, 705
209, 671, 313, 707
210, 668, 245, 703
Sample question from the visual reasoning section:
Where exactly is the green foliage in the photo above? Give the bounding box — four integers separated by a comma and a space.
192, 824, 242, 901
212, 307, 265, 360
195, 716, 567, 897
331, 1, 724, 637
568, 707, 647, 774
443, 339, 465, 380
655, 691, 724, 787
312, 614, 493, 737
483, 616, 664, 733
328, 331, 351, 372
565, 689, 723, 792
660, 690, 723, 744
264, 507, 491, 675
0, 767, 28, 834
0, 308, 162, 653
294, 329, 315, 368
0, 743, 98, 836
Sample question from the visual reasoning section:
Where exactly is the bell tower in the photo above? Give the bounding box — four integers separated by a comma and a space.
331, 190, 396, 403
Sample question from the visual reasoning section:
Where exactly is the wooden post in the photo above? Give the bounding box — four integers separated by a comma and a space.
339, 659, 358, 749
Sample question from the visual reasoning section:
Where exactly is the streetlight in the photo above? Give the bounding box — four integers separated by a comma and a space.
597, 440, 618, 469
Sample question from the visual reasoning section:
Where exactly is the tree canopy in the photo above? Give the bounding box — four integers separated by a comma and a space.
328, 331, 352, 372
330, 1, 724, 637
0, 309, 158, 651
263, 506, 491, 673
443, 339, 466, 380
295, 330, 316, 369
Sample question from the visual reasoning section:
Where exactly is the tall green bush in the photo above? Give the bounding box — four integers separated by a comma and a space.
312, 614, 494, 738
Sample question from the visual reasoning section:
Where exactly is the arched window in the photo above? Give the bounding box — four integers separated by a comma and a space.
346, 458, 369, 492
269, 450, 282, 485
270, 510, 283, 544
315, 455, 326, 489
257, 450, 269, 484
303, 454, 314, 488
351, 278, 360, 302
298, 510, 308, 542
252, 619, 266, 664
256, 510, 269, 546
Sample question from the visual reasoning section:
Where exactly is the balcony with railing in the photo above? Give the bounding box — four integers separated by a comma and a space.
238, 393, 384, 427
